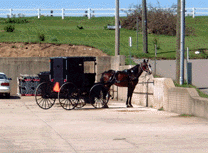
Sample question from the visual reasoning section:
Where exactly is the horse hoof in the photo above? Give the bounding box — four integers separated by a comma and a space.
102, 105, 109, 108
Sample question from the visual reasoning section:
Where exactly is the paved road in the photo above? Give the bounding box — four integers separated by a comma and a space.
1, 97, 208, 152
133, 58, 208, 94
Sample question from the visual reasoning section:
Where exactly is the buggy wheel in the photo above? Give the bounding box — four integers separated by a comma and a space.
35, 82, 56, 110
75, 98, 86, 108
58, 82, 78, 110
89, 84, 110, 108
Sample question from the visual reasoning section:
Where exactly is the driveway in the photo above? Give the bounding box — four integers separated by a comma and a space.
133, 58, 208, 94
1, 97, 208, 152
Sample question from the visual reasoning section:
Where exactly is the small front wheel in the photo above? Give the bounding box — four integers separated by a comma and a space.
89, 84, 110, 108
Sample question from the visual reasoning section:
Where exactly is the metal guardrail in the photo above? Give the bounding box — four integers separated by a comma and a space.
0, 7, 207, 19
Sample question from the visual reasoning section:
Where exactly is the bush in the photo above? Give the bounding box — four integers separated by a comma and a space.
4, 25, 15, 32
50, 36, 58, 42
37, 33, 45, 41
77, 25, 84, 29
5, 17, 29, 24
121, 6, 195, 36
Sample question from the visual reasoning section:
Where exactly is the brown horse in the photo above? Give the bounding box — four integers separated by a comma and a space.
100, 59, 152, 107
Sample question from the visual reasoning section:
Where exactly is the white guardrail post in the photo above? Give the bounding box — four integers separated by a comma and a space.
193, 7, 195, 18
38, 9, 40, 19
88, 8, 91, 19
62, 8, 64, 19
10, 9, 12, 18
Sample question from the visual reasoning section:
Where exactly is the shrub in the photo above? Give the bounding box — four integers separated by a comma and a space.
4, 25, 15, 32
5, 17, 29, 24
37, 33, 45, 41
152, 37, 160, 49
11, 45, 17, 48
103, 25, 108, 30
50, 36, 58, 42
77, 25, 84, 29
121, 5, 195, 36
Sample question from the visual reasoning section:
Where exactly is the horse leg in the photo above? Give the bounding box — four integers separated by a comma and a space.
102, 85, 111, 108
127, 85, 136, 107
126, 87, 132, 107
126, 93, 130, 107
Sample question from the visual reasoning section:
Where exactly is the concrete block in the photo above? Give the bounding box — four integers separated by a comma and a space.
111, 55, 125, 70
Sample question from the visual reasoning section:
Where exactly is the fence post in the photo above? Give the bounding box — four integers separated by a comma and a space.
10, 9, 12, 18
146, 78, 150, 107
38, 9, 40, 19
88, 8, 91, 19
154, 44, 157, 76
193, 7, 195, 18
62, 8, 64, 19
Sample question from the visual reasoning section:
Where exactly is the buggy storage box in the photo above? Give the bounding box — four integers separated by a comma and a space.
38, 71, 50, 83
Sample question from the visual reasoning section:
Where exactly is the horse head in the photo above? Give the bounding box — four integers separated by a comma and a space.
140, 59, 152, 75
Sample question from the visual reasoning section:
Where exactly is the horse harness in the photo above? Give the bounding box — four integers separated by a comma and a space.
106, 65, 141, 84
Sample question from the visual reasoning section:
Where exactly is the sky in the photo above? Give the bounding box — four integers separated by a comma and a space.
0, 0, 207, 18
0, 0, 207, 9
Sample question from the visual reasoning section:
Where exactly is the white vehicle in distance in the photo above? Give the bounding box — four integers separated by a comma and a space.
0, 72, 12, 98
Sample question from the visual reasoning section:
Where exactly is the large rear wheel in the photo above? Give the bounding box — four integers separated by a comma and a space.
58, 82, 78, 110
35, 82, 56, 110
89, 84, 110, 108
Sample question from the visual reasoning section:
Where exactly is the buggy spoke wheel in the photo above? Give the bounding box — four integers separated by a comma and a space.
58, 82, 78, 110
35, 82, 56, 110
89, 84, 110, 108
75, 98, 86, 108
59, 98, 75, 110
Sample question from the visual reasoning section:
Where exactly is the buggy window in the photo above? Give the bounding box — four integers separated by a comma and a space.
0, 74, 7, 79
84, 61, 95, 73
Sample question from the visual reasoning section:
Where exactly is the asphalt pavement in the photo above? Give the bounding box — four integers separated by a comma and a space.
1, 97, 208, 152
133, 58, 208, 94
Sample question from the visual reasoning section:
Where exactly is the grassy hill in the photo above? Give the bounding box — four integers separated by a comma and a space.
0, 16, 208, 60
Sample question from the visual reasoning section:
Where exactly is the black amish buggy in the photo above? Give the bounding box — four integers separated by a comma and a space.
35, 56, 110, 110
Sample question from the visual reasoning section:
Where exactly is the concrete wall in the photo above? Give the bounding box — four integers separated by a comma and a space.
0, 57, 50, 95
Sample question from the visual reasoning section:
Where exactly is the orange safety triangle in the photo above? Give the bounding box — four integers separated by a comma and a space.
53, 82, 60, 92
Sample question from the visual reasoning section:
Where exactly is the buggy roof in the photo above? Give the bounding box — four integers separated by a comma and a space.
50, 56, 96, 62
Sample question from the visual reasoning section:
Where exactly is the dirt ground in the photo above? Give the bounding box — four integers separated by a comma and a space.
0, 42, 108, 57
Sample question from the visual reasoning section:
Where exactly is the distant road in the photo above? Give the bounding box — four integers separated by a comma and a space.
133, 58, 208, 94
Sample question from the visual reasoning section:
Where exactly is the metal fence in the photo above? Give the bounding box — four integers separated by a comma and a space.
0, 7, 207, 19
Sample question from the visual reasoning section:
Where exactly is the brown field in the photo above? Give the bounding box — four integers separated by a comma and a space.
0, 42, 108, 57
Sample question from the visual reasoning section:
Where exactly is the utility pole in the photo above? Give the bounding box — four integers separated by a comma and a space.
142, 0, 148, 53
180, 0, 185, 85
136, 16, 139, 50
115, 0, 120, 55
176, 0, 181, 84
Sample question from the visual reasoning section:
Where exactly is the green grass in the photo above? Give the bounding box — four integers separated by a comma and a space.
0, 16, 208, 59
178, 114, 195, 117
154, 74, 208, 98
174, 81, 208, 98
